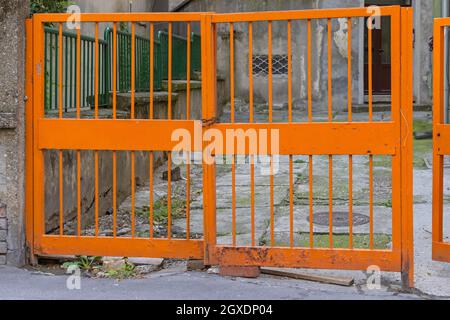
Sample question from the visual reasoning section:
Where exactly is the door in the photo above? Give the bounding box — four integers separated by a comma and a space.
365, 16, 392, 94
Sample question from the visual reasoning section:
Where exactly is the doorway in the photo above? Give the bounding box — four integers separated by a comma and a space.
364, 0, 411, 95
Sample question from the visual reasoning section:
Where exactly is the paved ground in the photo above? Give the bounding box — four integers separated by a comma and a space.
0, 264, 422, 300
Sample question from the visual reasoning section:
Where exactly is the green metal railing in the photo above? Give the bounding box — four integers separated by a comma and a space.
44, 27, 109, 112
104, 27, 163, 94
44, 27, 201, 112
157, 31, 201, 83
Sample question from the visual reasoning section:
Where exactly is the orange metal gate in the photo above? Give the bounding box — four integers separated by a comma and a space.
26, 13, 207, 260
202, 6, 414, 287
433, 17, 450, 264
26, 7, 414, 287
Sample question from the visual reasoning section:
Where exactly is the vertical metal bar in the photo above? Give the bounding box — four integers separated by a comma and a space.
94, 24, 99, 117
76, 27, 81, 236
232, 155, 236, 246
249, 22, 254, 122
348, 18, 352, 120
307, 19, 313, 247
113, 23, 117, 118
167, 152, 172, 239
349, 154, 353, 248
365, 17, 374, 250
94, 24, 99, 237
202, 14, 217, 264
250, 154, 255, 247
168, 23, 173, 120
76, 29, 81, 117
348, 17, 353, 249
248, 21, 255, 246
25, 18, 35, 256
44, 31, 48, 110
69, 37, 73, 109
268, 20, 274, 246
83, 39, 86, 109
288, 20, 294, 247
307, 19, 312, 121
270, 156, 275, 246
369, 155, 374, 249
187, 22, 191, 119
400, 7, 414, 288
309, 154, 313, 247
328, 19, 333, 248
149, 23, 154, 239
186, 22, 191, 240
167, 23, 173, 240
58, 24, 63, 236
228, 21, 236, 246
433, 17, 445, 254
268, 21, 273, 122
229, 22, 234, 122
64, 36, 68, 112
49, 32, 53, 111
368, 23, 373, 120
33, 18, 45, 246
112, 23, 117, 238
55, 33, 58, 111
131, 23, 136, 238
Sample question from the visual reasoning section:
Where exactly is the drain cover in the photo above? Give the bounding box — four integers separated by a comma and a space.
307, 211, 369, 227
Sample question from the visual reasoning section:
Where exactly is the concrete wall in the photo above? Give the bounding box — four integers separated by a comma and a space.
173, 0, 365, 112
72, 0, 162, 37
172, 0, 434, 108
413, 0, 433, 106
0, 0, 28, 265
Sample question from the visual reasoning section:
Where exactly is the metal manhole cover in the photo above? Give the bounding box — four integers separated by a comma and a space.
307, 211, 369, 227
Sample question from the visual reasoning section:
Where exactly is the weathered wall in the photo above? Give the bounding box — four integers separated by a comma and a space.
72, 0, 161, 37
0, 0, 28, 265
173, 0, 434, 108
413, 0, 433, 106
174, 0, 364, 112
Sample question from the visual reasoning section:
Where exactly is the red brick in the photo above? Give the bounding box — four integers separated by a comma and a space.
220, 266, 261, 278
187, 259, 206, 271
0, 204, 6, 218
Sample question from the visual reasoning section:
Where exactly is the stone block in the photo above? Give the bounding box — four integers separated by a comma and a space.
0, 218, 6, 230
0, 204, 6, 218
187, 259, 206, 271
220, 266, 261, 278
0, 242, 7, 255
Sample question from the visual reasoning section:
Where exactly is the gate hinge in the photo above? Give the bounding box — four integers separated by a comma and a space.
202, 117, 218, 127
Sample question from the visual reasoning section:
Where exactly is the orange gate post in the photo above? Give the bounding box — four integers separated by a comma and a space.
432, 16, 450, 264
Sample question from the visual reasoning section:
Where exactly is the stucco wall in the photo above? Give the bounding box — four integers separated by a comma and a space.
173, 0, 434, 108
0, 0, 28, 265
173, 0, 364, 112
413, 0, 433, 106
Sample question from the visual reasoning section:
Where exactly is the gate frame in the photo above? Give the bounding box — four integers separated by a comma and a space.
201, 7, 414, 288
25, 8, 414, 287
432, 16, 450, 264
26, 13, 207, 261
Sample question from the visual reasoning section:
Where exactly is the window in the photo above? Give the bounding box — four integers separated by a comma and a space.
252, 54, 289, 76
